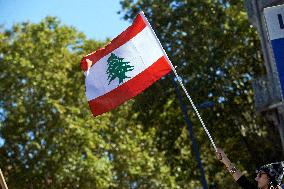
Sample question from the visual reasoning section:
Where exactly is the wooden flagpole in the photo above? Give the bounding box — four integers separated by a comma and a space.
0, 169, 8, 189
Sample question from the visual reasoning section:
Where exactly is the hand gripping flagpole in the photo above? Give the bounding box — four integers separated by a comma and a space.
140, 11, 217, 152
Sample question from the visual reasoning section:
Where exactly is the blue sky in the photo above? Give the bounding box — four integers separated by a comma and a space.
0, 0, 130, 40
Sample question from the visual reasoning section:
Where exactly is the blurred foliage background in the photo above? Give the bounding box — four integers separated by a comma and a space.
0, 0, 283, 188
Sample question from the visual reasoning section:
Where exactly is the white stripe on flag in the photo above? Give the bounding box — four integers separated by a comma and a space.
85, 26, 164, 101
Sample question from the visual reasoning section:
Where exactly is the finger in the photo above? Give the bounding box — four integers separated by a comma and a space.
217, 153, 222, 160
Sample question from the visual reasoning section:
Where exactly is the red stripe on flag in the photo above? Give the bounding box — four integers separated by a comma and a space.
81, 14, 147, 71
88, 56, 171, 117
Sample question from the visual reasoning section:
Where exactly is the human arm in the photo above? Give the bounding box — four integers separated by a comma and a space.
216, 148, 258, 189
216, 148, 243, 181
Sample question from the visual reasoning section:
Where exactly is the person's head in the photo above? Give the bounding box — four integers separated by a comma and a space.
255, 170, 271, 189
255, 162, 284, 189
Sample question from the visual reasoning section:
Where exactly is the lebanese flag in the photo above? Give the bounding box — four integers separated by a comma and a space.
81, 12, 172, 117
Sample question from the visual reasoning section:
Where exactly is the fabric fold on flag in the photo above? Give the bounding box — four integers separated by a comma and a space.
81, 12, 172, 117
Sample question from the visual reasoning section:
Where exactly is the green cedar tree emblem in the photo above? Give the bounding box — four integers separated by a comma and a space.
106, 53, 134, 85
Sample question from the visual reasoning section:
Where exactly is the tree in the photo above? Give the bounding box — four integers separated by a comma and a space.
118, 0, 283, 188
0, 17, 116, 188
0, 17, 179, 189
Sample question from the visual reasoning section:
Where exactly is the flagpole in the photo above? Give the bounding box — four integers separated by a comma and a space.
0, 169, 8, 189
139, 11, 217, 152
